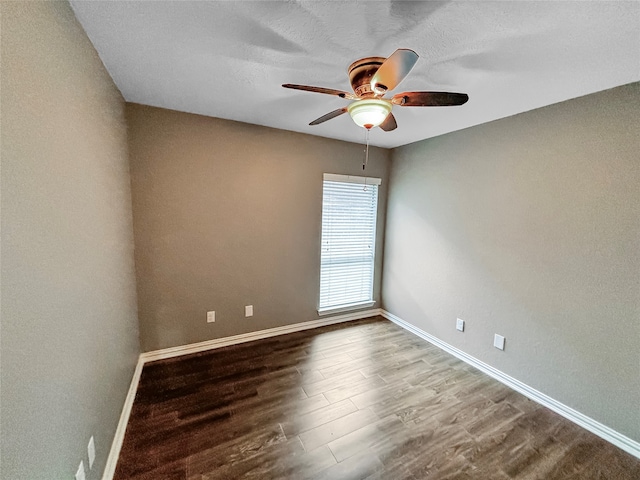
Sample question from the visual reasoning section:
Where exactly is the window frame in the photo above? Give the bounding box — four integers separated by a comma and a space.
317, 173, 381, 316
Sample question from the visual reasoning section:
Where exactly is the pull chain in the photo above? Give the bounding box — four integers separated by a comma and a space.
363, 127, 370, 171
362, 127, 370, 190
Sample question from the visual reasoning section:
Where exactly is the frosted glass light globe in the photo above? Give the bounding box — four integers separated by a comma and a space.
347, 99, 392, 129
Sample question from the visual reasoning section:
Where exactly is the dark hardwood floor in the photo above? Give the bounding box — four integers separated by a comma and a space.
114, 316, 640, 479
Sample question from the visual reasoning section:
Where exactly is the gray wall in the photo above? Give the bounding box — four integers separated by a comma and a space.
383, 83, 640, 442
126, 104, 390, 352
1, 2, 140, 478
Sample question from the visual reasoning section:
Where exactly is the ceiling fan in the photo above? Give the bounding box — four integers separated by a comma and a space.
282, 48, 468, 132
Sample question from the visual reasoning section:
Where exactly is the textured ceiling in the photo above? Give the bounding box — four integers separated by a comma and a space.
70, 1, 640, 149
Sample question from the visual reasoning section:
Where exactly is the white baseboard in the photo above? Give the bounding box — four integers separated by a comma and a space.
102, 357, 144, 480
380, 309, 640, 460
141, 308, 382, 363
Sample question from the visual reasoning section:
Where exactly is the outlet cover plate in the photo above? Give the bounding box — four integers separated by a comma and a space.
88, 436, 95, 469
245, 305, 253, 317
207, 311, 215, 323
494, 334, 506, 350
456, 318, 465, 332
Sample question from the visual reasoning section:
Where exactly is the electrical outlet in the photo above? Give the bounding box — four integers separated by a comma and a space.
494, 334, 506, 351
245, 305, 253, 317
207, 311, 215, 323
75, 461, 86, 480
456, 318, 465, 332
88, 436, 95, 469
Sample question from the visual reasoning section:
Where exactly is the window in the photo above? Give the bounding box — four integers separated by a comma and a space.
318, 173, 380, 314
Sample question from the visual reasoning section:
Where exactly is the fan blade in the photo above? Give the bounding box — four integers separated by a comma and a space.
392, 91, 469, 107
370, 49, 419, 95
379, 112, 397, 132
309, 107, 348, 126
283, 84, 357, 100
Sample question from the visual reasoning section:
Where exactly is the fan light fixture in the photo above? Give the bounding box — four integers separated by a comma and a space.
347, 99, 392, 129
282, 48, 469, 131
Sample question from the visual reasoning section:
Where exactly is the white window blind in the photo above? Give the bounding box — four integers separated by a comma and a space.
319, 174, 380, 312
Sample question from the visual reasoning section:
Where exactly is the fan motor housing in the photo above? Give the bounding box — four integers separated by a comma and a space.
348, 56, 386, 97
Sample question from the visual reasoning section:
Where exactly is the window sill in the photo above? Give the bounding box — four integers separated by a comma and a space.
317, 301, 376, 317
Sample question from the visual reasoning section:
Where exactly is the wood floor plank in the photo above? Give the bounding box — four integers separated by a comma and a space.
284, 392, 330, 416
281, 398, 358, 437
348, 378, 412, 410
302, 369, 367, 397
322, 374, 387, 404
327, 413, 405, 462
309, 448, 384, 480
194, 436, 308, 480
296, 352, 352, 376
298, 407, 380, 452
114, 316, 640, 479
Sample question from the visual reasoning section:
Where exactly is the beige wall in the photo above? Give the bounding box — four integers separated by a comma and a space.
126, 104, 390, 352
383, 83, 640, 441
1, 2, 140, 478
